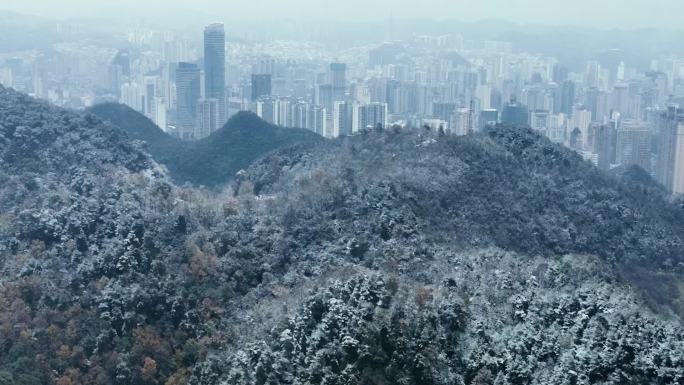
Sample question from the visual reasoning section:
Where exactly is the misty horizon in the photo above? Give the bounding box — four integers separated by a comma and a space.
2, 0, 684, 31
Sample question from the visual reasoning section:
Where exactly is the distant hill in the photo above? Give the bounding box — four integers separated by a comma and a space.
184, 112, 323, 187
243, 124, 684, 314
89, 103, 323, 187
86, 103, 183, 163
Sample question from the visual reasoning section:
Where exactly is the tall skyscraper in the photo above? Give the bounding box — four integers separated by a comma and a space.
480, 109, 499, 129
358, 103, 388, 131
326, 63, 347, 110
612, 83, 630, 117
121, 82, 143, 112
656, 106, 684, 194
522, 86, 548, 112
594, 123, 617, 171
308, 105, 327, 136
196, 98, 220, 139
673, 128, 684, 194
386, 80, 410, 114
329, 63, 347, 89
572, 107, 593, 150
547, 113, 567, 143
290, 101, 309, 128
0, 67, 12, 88
143, 76, 157, 117
175, 62, 201, 139
351, 83, 371, 104
616, 120, 651, 172
501, 98, 529, 126
333, 101, 359, 137
251, 74, 272, 101
531, 110, 550, 134
315, 84, 335, 111
552, 64, 568, 84
585, 87, 600, 121
450, 108, 472, 136
585, 61, 601, 88
152, 96, 167, 131
559, 80, 576, 115
112, 50, 131, 77
617, 61, 626, 82
476, 84, 492, 110
256, 97, 281, 125
276, 98, 291, 126
596, 91, 611, 123
645, 71, 669, 108
109, 50, 131, 95
204, 23, 226, 125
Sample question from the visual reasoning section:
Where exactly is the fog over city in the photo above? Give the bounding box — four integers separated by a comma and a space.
3, 0, 684, 28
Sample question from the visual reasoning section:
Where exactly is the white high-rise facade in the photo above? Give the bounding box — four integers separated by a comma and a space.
152, 96, 167, 131
121, 82, 143, 112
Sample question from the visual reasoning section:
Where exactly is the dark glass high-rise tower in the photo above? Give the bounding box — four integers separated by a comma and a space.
329, 62, 347, 105
175, 62, 200, 139
112, 50, 131, 77
251, 74, 272, 101
501, 98, 530, 126
204, 23, 226, 126
329, 63, 346, 89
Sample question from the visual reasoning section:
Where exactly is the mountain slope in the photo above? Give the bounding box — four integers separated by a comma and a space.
0, 90, 150, 177
87, 102, 181, 157
89, 103, 323, 187
1, 88, 683, 385
190, 125, 684, 384
192, 256, 684, 385
244, 126, 684, 272
0, 87, 194, 385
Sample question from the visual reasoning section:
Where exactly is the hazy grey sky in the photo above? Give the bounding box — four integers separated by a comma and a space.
2, 0, 683, 29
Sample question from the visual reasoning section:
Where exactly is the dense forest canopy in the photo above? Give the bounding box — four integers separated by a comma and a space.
0, 86, 683, 385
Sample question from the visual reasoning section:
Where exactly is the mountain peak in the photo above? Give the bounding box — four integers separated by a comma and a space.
89, 103, 322, 186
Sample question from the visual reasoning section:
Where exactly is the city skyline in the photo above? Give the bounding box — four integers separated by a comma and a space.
3, 5, 684, 194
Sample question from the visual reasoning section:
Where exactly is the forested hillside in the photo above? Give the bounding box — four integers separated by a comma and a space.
1, 87, 683, 385
88, 103, 322, 187
243, 125, 684, 305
